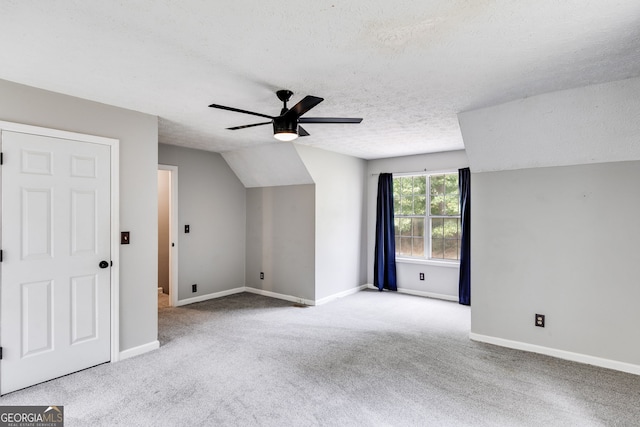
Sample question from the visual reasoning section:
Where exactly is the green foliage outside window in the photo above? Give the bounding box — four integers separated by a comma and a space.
429, 174, 459, 216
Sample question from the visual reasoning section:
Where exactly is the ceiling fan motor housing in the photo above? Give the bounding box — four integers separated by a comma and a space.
273, 116, 297, 134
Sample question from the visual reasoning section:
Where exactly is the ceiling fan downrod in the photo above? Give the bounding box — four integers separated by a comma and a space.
276, 89, 293, 114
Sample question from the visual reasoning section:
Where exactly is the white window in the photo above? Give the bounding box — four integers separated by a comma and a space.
393, 173, 461, 261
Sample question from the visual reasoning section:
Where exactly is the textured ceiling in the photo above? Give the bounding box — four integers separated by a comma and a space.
1, 1, 640, 159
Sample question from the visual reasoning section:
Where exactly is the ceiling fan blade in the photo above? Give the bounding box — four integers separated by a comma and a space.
285, 95, 324, 118
298, 126, 310, 137
209, 103, 274, 120
299, 117, 363, 124
227, 121, 272, 130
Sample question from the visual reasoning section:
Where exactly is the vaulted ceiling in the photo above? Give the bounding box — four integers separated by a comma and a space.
1, 1, 639, 159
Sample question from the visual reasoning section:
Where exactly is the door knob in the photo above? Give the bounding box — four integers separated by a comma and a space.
99, 260, 109, 269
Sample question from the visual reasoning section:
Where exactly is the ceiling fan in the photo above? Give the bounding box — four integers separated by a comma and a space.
208, 90, 362, 142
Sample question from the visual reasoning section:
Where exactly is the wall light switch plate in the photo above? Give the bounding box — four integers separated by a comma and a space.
121, 231, 130, 245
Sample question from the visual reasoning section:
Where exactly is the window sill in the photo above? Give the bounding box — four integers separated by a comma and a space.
395, 257, 460, 268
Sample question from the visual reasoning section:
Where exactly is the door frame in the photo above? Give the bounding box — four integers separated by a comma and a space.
158, 164, 178, 307
0, 120, 121, 363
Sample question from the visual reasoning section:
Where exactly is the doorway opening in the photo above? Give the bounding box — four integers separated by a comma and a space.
158, 165, 178, 308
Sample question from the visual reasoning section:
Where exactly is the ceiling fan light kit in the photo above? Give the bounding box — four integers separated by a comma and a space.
273, 130, 298, 141
273, 115, 299, 141
209, 89, 362, 141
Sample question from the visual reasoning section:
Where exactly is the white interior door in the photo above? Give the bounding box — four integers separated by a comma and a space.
1, 130, 111, 394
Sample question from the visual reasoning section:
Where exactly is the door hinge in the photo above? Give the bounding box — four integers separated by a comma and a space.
0, 250, 3, 262
0, 152, 3, 165
0, 347, 3, 360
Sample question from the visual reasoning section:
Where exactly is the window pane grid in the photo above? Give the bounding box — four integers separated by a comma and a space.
394, 216, 424, 257
394, 173, 459, 261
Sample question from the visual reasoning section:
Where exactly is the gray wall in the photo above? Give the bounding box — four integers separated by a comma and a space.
296, 145, 368, 300
367, 151, 469, 298
246, 185, 315, 301
158, 144, 246, 301
460, 77, 640, 370
471, 161, 640, 366
0, 79, 158, 352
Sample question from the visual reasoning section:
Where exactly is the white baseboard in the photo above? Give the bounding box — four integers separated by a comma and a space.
397, 288, 458, 302
118, 340, 160, 361
244, 287, 315, 306
170, 284, 456, 309
366, 284, 458, 302
469, 332, 640, 376
175, 286, 245, 307
173, 285, 367, 308
315, 285, 368, 306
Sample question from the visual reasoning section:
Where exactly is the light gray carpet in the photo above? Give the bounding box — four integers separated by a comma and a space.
1, 290, 639, 426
